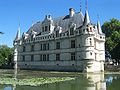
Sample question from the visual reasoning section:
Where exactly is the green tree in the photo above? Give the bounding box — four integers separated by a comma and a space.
102, 18, 120, 37
102, 18, 120, 60
0, 45, 13, 66
112, 42, 120, 62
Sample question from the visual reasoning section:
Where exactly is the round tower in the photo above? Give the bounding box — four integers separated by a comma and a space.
13, 26, 21, 78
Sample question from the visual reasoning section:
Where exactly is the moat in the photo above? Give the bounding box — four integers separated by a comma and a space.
0, 69, 120, 90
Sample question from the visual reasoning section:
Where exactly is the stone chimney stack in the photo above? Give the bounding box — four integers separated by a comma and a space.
69, 8, 75, 17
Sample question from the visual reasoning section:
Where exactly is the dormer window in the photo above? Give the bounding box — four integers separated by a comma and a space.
56, 31, 59, 37
42, 27, 44, 32
45, 26, 48, 31
70, 27, 74, 35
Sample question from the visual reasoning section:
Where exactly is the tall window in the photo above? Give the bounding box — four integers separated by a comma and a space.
40, 54, 42, 61
90, 41, 92, 46
23, 46, 25, 52
43, 54, 46, 61
41, 44, 43, 51
71, 40, 75, 48
22, 55, 25, 61
90, 38, 92, 46
47, 43, 49, 50
31, 45, 34, 51
56, 42, 60, 49
70, 27, 74, 35
71, 53, 75, 60
47, 54, 49, 61
56, 54, 60, 61
45, 26, 48, 31
43, 44, 46, 50
31, 55, 34, 61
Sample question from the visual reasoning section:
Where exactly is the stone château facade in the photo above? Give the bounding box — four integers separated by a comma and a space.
13, 6, 105, 72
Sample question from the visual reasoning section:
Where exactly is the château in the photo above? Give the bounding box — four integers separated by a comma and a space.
13, 5, 105, 72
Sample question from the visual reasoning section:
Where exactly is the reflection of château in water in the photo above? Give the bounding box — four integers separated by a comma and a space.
13, 2, 105, 73
0, 73, 120, 90
86, 74, 106, 90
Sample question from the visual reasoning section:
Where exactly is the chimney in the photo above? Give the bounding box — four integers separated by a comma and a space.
69, 8, 75, 17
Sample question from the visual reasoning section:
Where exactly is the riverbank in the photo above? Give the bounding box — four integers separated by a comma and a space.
0, 69, 120, 78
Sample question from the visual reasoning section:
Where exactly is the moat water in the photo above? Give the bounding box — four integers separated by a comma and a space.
0, 70, 120, 90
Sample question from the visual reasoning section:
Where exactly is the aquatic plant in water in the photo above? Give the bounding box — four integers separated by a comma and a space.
0, 77, 75, 86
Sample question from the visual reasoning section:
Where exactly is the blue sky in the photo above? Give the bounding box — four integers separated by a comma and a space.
0, 0, 119, 47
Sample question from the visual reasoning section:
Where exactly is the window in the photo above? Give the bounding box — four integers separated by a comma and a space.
70, 27, 74, 35
47, 54, 49, 61
40, 44, 43, 51
87, 28, 89, 32
56, 54, 60, 61
31, 45, 34, 51
47, 43, 49, 50
31, 55, 34, 61
56, 42, 60, 49
45, 26, 48, 31
90, 27, 92, 32
90, 41, 92, 46
95, 53, 97, 60
56, 31, 59, 37
23, 46, 25, 52
90, 38, 92, 46
43, 54, 46, 61
22, 56, 25, 61
71, 40, 75, 48
40, 54, 42, 61
90, 52, 92, 55
71, 53, 75, 60
43, 44, 46, 50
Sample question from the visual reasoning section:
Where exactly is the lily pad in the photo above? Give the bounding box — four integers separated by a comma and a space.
0, 77, 75, 86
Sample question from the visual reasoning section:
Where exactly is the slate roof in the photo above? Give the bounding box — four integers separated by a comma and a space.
27, 11, 84, 35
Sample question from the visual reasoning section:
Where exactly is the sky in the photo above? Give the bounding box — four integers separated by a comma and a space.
0, 0, 119, 47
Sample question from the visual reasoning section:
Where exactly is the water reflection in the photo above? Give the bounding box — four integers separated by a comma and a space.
0, 72, 120, 90
86, 73, 106, 90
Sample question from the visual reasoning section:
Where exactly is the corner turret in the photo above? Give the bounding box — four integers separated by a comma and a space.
83, 10, 90, 26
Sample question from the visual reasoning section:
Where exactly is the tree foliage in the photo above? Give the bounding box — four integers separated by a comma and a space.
0, 45, 13, 66
102, 18, 120, 60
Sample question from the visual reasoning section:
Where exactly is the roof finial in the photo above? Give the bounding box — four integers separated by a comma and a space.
32, 20, 34, 26
97, 14, 100, 21
85, 0, 88, 10
80, 0, 82, 12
